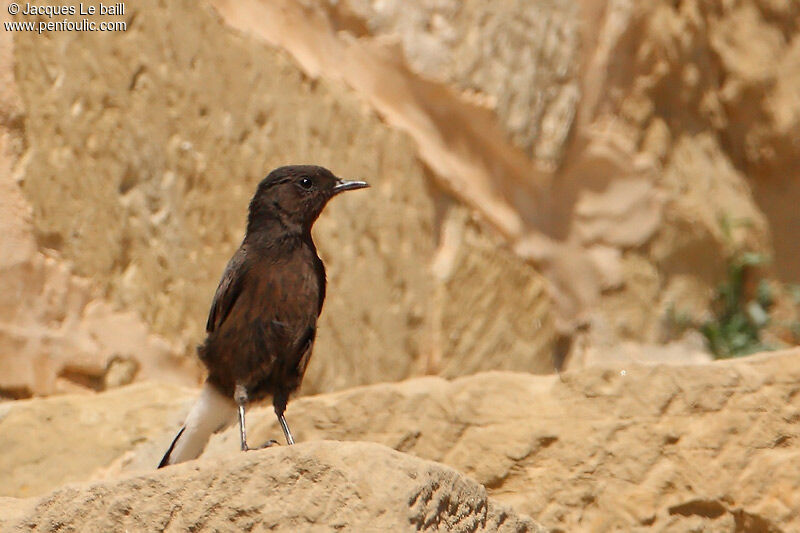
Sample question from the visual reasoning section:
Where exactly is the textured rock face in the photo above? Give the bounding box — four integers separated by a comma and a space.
205, 350, 800, 531
208, 0, 800, 359
535, 0, 800, 351
2, 350, 799, 531
1, 441, 543, 533
0, 383, 188, 498
4, 0, 800, 397
13, 0, 437, 391
571, 0, 800, 321
3, 1, 800, 530
315, 0, 581, 165
3, 0, 555, 397
0, 1, 192, 398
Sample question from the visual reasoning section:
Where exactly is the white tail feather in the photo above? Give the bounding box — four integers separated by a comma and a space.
159, 381, 236, 467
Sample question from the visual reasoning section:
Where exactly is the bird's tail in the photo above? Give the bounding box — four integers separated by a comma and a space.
158, 381, 236, 468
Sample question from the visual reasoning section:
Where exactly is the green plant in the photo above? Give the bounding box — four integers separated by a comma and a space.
701, 251, 775, 359
666, 215, 799, 358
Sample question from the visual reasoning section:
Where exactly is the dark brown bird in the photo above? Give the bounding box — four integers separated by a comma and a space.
158, 165, 368, 467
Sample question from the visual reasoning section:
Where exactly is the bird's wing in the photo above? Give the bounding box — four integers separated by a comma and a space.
206, 247, 248, 333
293, 325, 316, 380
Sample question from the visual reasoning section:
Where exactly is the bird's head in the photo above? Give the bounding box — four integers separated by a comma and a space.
247, 165, 368, 235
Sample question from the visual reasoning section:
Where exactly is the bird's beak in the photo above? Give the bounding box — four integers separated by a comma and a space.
332, 179, 369, 195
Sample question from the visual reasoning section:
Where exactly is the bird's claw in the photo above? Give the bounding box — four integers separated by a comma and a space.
240, 439, 278, 452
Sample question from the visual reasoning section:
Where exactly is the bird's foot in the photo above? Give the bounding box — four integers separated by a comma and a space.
241, 439, 278, 452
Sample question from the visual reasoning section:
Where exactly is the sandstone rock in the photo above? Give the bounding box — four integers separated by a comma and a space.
580, 0, 799, 284
0, 3, 191, 398
0, 382, 187, 498
8, 0, 797, 380
428, 208, 554, 377
567, 337, 713, 368
308, 0, 581, 165
210, 0, 547, 240
275, 0, 796, 319
5, 0, 555, 397
0, 497, 35, 532
541, 0, 788, 347
201, 349, 800, 531
3, 5, 800, 529
3, 442, 543, 533
4, 349, 800, 531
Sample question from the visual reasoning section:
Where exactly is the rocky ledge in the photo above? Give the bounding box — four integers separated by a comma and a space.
0, 441, 541, 532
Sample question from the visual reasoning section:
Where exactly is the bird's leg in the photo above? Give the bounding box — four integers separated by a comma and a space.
235, 384, 249, 452
238, 404, 249, 451
273, 391, 295, 445
278, 413, 295, 445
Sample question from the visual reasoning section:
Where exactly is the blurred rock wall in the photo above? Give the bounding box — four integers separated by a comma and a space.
211, 0, 799, 360
560, 0, 800, 356
1, 0, 798, 396
1, 0, 555, 397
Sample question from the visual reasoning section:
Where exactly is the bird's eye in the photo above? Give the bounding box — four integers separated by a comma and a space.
299, 177, 313, 190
